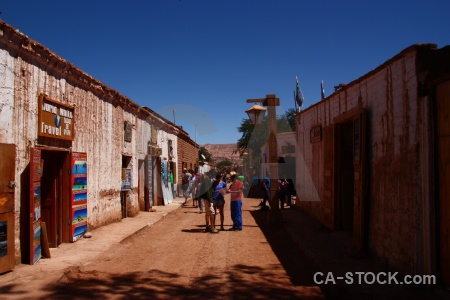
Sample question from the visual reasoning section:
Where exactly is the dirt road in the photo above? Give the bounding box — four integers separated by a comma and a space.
1, 197, 325, 299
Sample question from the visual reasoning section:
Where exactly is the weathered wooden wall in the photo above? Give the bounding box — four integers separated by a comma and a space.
0, 21, 191, 262
295, 46, 424, 274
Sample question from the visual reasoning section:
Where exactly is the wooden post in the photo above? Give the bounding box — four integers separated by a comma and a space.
246, 94, 282, 226
40, 222, 51, 258
264, 95, 282, 226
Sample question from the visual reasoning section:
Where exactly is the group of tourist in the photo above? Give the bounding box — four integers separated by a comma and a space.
183, 169, 244, 233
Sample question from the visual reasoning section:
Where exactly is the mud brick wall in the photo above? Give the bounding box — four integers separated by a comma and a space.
295, 46, 425, 274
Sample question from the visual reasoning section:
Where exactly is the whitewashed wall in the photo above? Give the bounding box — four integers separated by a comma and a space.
0, 31, 149, 233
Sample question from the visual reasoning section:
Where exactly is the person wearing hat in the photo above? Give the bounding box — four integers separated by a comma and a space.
227, 172, 243, 231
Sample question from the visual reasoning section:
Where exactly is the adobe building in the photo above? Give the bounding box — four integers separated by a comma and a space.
0, 20, 197, 272
294, 44, 450, 285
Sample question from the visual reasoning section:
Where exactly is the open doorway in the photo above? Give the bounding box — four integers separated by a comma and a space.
121, 155, 132, 218
40, 150, 69, 248
436, 80, 450, 286
336, 121, 354, 232
323, 108, 366, 252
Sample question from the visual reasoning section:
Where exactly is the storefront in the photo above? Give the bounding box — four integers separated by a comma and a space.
0, 144, 15, 273
26, 95, 89, 265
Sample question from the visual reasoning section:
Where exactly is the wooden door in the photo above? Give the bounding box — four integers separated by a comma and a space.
323, 125, 335, 230
138, 159, 145, 211
0, 144, 16, 273
154, 157, 163, 206
437, 81, 450, 286
40, 151, 58, 248
0, 144, 15, 213
62, 153, 71, 243
353, 111, 366, 252
70, 152, 88, 242
30, 148, 42, 264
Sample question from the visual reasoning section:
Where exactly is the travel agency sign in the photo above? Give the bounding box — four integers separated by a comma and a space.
38, 95, 75, 141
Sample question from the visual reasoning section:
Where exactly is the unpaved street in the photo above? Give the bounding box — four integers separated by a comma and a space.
2, 197, 324, 299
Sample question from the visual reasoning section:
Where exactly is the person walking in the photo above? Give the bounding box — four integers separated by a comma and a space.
261, 171, 270, 210
181, 169, 189, 205
212, 173, 227, 231
195, 174, 204, 213
227, 172, 243, 231
186, 172, 197, 206
169, 170, 175, 198
192, 173, 200, 207
197, 170, 219, 233
278, 177, 291, 209
249, 169, 260, 198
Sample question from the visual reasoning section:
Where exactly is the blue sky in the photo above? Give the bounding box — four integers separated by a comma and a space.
1, 0, 449, 145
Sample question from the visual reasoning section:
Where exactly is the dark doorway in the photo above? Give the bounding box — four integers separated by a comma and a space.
40, 150, 68, 248
336, 121, 354, 231
437, 80, 450, 286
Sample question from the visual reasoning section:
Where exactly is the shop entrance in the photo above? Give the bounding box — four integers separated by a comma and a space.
0, 143, 16, 273
138, 159, 146, 211
336, 121, 354, 231
437, 80, 450, 286
323, 107, 367, 253
40, 150, 70, 248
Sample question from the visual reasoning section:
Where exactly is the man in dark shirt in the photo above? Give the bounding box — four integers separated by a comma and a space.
198, 170, 219, 233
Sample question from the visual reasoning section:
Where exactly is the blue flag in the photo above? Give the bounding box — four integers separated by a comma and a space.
294, 76, 304, 112
321, 80, 325, 100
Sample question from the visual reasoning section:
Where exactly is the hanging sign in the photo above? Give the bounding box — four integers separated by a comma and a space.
148, 146, 162, 157
38, 94, 75, 141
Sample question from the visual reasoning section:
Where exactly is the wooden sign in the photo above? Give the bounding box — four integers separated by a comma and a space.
38, 95, 75, 141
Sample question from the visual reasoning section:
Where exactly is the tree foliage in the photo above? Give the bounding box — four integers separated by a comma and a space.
199, 146, 212, 162
235, 108, 296, 169
216, 159, 232, 169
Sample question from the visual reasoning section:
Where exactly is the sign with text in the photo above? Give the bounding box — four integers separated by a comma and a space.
148, 146, 162, 157
38, 95, 75, 141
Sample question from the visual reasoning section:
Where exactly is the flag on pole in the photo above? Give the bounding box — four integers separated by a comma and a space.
294, 76, 304, 112
321, 80, 325, 100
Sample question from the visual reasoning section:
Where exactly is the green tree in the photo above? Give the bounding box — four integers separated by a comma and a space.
199, 146, 212, 162
236, 108, 296, 169
283, 108, 296, 131
216, 159, 232, 169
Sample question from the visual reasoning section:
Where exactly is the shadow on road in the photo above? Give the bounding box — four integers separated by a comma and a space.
0, 265, 324, 299
250, 209, 323, 289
